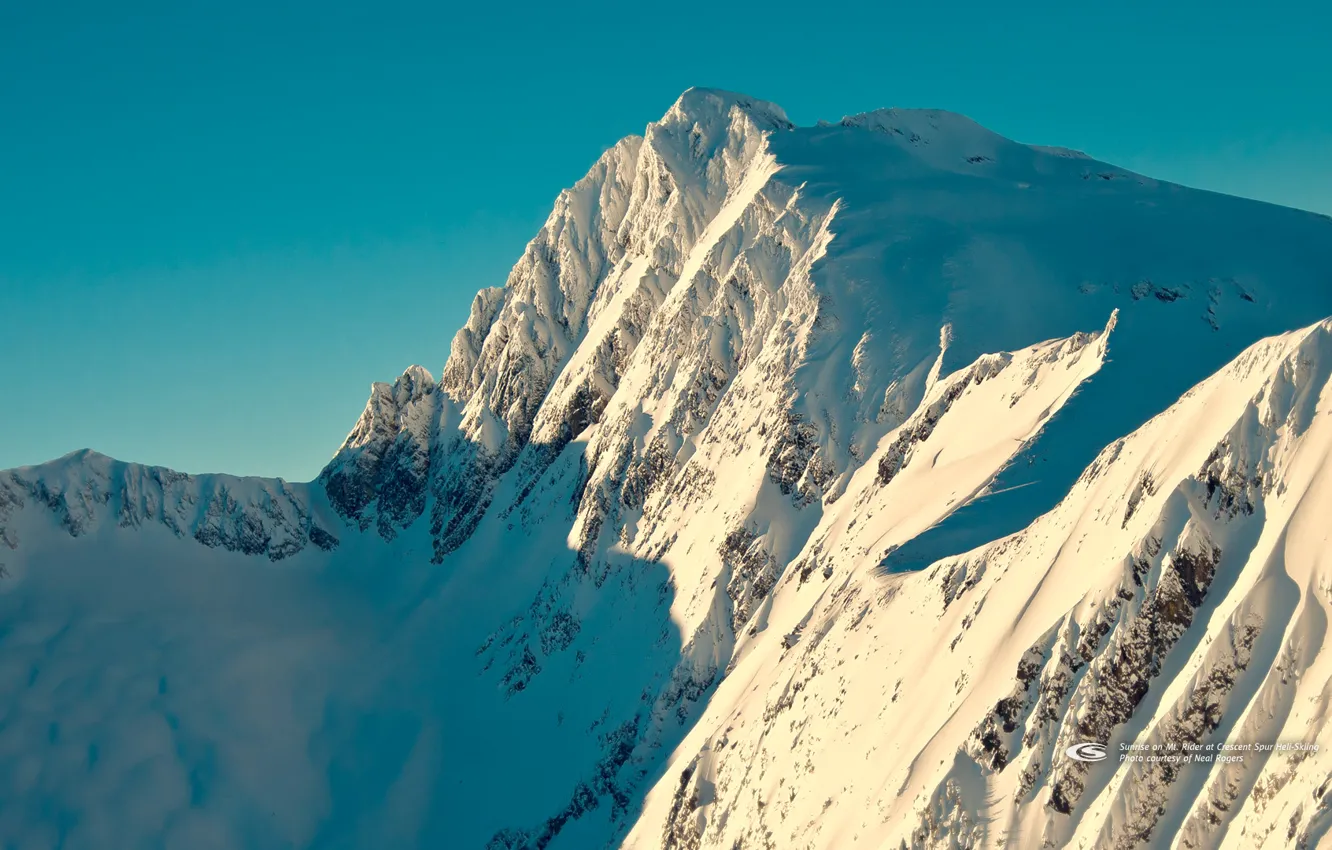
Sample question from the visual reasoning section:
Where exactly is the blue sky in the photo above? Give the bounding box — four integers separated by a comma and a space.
3, 0, 1328, 479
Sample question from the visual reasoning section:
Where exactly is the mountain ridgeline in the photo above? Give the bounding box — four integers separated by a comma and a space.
3, 89, 1332, 850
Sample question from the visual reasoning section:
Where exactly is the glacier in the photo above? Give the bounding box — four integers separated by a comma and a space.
2, 88, 1332, 849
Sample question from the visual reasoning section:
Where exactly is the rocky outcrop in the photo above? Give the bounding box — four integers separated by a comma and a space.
0, 450, 337, 562
320, 365, 439, 539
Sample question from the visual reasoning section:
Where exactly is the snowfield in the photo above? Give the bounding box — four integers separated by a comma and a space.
2, 88, 1332, 850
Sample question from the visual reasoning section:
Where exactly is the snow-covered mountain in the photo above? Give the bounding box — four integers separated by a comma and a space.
3, 88, 1332, 850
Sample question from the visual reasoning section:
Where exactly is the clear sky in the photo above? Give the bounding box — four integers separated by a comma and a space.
3, 0, 1328, 480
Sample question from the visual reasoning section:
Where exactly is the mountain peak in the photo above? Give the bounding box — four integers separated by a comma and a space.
342, 364, 437, 454
391, 364, 436, 396
662, 87, 793, 132
4, 87, 1332, 850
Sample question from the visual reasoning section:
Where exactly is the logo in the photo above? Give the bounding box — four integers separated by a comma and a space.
1065, 742, 1107, 762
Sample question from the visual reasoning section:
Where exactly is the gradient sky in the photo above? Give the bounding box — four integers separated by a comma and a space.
3, 0, 1328, 480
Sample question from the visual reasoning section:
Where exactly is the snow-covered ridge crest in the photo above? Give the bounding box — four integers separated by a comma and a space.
624, 317, 1332, 850
309, 86, 1332, 568
320, 86, 804, 560
0, 449, 337, 578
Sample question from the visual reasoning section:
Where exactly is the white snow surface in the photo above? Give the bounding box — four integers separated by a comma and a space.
3, 88, 1332, 850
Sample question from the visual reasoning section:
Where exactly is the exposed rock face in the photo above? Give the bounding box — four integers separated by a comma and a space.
0, 450, 337, 564
320, 364, 439, 539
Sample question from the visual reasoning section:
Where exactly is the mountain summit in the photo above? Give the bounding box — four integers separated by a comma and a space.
2, 90, 1331, 850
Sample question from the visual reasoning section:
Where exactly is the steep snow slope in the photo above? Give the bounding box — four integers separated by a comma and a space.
1, 88, 1331, 850
627, 317, 1332, 850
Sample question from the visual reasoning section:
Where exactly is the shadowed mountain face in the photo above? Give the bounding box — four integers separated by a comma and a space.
2, 89, 1331, 850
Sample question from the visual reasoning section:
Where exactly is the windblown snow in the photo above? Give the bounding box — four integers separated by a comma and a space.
3, 88, 1332, 850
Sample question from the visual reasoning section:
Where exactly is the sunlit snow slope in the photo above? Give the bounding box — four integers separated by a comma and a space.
2, 88, 1331, 850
